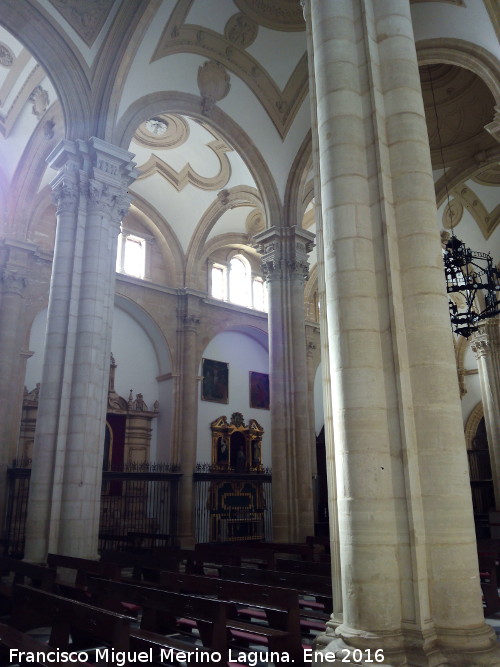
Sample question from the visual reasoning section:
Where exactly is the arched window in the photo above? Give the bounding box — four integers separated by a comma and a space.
229, 255, 250, 307
116, 232, 147, 279
210, 253, 268, 312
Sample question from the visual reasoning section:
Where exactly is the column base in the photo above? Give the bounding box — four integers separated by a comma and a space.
313, 622, 500, 666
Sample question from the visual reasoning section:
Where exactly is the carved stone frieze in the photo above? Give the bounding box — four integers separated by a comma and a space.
0, 43, 14, 67
48, 0, 114, 47
197, 60, 231, 116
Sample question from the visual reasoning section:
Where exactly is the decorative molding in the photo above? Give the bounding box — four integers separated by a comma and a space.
134, 113, 190, 150
0, 42, 14, 67
224, 13, 258, 48
137, 137, 232, 192
254, 226, 315, 283
473, 163, 500, 186
464, 402, 485, 450
197, 60, 231, 116
442, 198, 464, 230
485, 105, 500, 143
450, 184, 500, 239
483, 0, 500, 41
151, 19, 308, 139
47, 0, 115, 47
234, 0, 305, 31
29, 85, 50, 119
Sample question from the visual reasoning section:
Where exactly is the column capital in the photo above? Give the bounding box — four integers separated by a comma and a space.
1, 268, 27, 295
253, 225, 315, 283
48, 137, 138, 222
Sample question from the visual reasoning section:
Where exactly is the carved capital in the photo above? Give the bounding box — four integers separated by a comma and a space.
87, 179, 132, 223
52, 179, 79, 214
471, 333, 489, 359
182, 314, 200, 333
254, 225, 315, 284
1, 268, 27, 295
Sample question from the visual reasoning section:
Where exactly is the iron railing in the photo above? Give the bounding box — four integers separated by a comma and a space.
4, 462, 182, 557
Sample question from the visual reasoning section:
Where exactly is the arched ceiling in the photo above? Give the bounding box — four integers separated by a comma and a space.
0, 0, 499, 288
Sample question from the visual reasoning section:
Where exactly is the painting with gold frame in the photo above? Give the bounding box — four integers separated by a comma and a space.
202, 358, 229, 403
249, 371, 269, 410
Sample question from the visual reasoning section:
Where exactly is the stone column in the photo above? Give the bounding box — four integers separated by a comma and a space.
0, 242, 33, 530
301, 0, 343, 620
254, 226, 315, 542
306, 0, 499, 664
175, 292, 200, 547
24, 138, 137, 562
471, 319, 500, 509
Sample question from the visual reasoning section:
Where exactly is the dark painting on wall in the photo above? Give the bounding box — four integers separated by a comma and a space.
202, 358, 229, 403
250, 371, 270, 410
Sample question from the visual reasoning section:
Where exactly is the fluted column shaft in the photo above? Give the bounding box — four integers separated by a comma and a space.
24, 138, 137, 562
175, 294, 200, 547
306, 0, 498, 664
471, 319, 500, 509
254, 226, 315, 542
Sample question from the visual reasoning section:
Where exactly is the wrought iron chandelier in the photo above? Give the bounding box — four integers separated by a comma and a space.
427, 65, 500, 338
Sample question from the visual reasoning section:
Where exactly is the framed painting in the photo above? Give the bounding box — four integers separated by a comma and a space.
249, 371, 270, 410
201, 358, 229, 403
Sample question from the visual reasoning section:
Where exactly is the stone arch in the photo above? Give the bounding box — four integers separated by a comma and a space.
113, 92, 283, 232
416, 38, 500, 104
465, 402, 485, 450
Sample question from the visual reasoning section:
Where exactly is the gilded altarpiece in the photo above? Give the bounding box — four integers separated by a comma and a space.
208, 412, 266, 541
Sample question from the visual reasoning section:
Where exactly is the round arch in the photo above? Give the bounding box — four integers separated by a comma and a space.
113, 92, 283, 233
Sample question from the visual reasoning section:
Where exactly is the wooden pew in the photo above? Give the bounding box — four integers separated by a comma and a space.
275, 557, 331, 577
86, 576, 300, 661
156, 569, 327, 634
0, 622, 95, 666
100, 548, 199, 580
0, 556, 56, 615
46, 553, 125, 588
10, 584, 131, 654
478, 555, 500, 616
220, 565, 333, 613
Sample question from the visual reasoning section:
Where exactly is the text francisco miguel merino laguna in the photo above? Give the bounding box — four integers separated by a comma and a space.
8, 647, 332, 664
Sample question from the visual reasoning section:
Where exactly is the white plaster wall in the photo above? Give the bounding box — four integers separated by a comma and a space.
196, 330, 271, 466
24, 305, 168, 461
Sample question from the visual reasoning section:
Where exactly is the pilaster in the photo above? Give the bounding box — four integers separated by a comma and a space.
24, 138, 137, 562
254, 225, 315, 542
175, 293, 201, 547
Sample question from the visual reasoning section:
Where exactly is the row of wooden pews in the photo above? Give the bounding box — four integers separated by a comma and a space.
0, 543, 333, 666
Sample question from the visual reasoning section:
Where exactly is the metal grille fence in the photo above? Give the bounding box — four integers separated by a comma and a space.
194, 470, 272, 543
5, 463, 182, 557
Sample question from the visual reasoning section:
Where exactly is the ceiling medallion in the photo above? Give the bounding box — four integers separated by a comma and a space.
225, 13, 258, 48
134, 114, 189, 150
234, 0, 305, 31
